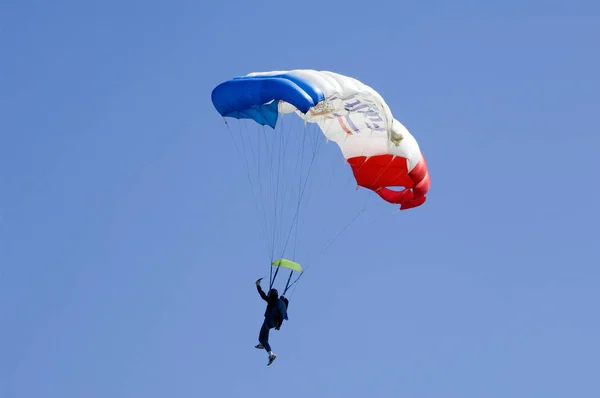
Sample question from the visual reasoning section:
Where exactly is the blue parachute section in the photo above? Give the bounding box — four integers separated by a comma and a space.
211, 74, 325, 128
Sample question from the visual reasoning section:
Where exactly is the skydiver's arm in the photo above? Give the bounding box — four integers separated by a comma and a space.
257, 285, 269, 302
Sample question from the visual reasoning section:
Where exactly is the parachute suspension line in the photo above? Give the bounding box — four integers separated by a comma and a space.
280, 266, 303, 301
260, 114, 275, 263
276, 120, 305, 267
269, 116, 285, 290
240, 120, 271, 253
269, 122, 323, 292
270, 112, 290, 263
300, 124, 328, 233
269, 122, 279, 262
278, 124, 323, 295
283, 269, 295, 296
267, 117, 283, 287
259, 124, 276, 265
269, 114, 302, 290
275, 116, 297, 259
304, 191, 374, 272
286, 205, 399, 293
300, 127, 315, 242
270, 262, 281, 290
252, 123, 269, 251
272, 121, 306, 289
258, 123, 275, 283
278, 124, 323, 261
253, 121, 279, 289
274, 118, 395, 294
292, 122, 309, 262
299, 152, 402, 276
244, 118, 272, 255
224, 121, 270, 258
272, 115, 289, 263
284, 123, 311, 294
281, 195, 370, 297
283, 273, 302, 296
249, 119, 277, 258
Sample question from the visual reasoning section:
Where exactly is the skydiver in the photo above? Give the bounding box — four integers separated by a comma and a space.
254, 278, 288, 366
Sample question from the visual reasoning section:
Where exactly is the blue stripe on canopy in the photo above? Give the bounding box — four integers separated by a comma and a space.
211, 74, 325, 128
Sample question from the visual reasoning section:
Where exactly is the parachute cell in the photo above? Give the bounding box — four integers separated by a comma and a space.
211, 69, 430, 210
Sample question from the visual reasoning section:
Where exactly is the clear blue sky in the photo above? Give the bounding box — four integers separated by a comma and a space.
1, 1, 599, 397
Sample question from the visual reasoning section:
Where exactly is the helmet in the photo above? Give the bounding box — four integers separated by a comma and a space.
268, 288, 278, 297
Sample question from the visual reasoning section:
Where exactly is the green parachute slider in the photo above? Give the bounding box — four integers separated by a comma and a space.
271, 258, 303, 273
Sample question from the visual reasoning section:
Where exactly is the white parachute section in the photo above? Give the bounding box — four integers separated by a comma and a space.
246, 69, 422, 172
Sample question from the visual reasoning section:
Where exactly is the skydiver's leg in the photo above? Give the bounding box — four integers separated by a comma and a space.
258, 319, 272, 353
263, 318, 277, 365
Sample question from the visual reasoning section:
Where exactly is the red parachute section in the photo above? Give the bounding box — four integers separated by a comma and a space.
347, 153, 430, 210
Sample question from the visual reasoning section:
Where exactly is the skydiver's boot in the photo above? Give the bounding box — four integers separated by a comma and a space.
267, 352, 277, 366
255, 344, 264, 349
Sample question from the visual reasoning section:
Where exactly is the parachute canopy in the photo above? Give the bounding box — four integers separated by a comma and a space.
211, 69, 430, 210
